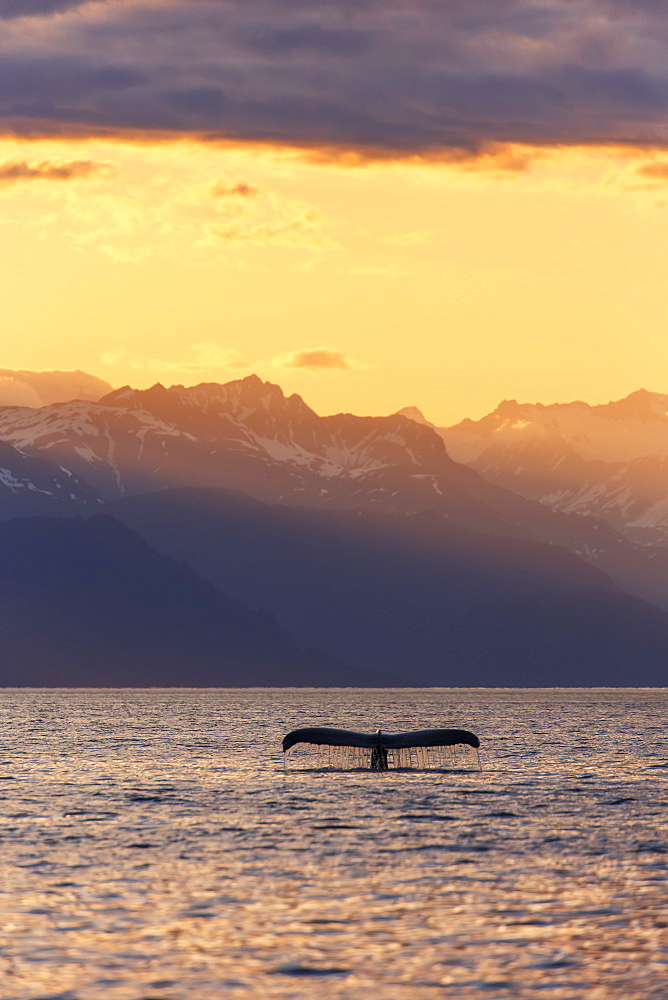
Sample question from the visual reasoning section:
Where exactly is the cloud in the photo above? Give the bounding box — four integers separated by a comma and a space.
186, 343, 248, 371
274, 347, 361, 371
1, 1, 668, 157
636, 161, 668, 181
0, 141, 336, 262
450, 144, 543, 174
211, 207, 333, 248
103, 343, 367, 378
101, 343, 250, 374
0, 159, 107, 183
211, 180, 258, 198
101, 349, 128, 367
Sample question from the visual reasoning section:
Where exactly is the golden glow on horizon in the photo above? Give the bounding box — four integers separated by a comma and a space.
2, 137, 668, 424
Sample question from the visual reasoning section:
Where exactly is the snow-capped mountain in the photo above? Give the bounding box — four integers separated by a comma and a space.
4, 372, 668, 685
0, 376, 517, 534
430, 389, 668, 545
2, 374, 668, 611
0, 397, 201, 501
0, 439, 100, 519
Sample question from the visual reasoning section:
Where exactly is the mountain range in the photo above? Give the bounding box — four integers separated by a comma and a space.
411, 389, 668, 546
0, 377, 520, 532
2, 375, 668, 609
0, 371, 667, 685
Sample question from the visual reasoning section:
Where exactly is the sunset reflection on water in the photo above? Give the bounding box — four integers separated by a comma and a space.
0, 687, 666, 998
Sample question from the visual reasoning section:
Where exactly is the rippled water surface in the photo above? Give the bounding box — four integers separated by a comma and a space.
1, 687, 667, 999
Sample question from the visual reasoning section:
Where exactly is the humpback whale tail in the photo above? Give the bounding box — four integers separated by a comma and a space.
282, 726, 481, 771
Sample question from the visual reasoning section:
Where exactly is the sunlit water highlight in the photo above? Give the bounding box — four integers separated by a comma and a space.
0, 687, 666, 999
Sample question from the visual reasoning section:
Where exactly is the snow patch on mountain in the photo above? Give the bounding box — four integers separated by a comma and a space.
0, 439, 102, 516
0, 467, 27, 491
628, 497, 668, 529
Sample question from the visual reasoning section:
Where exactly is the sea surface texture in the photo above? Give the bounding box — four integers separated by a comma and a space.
0, 688, 666, 999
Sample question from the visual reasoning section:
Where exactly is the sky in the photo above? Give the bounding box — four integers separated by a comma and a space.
2, 0, 668, 424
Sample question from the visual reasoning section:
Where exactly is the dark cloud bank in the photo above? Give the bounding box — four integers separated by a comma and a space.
0, 0, 93, 17
1, 0, 668, 156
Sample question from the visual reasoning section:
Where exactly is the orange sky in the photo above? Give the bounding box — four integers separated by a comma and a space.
2, 136, 668, 424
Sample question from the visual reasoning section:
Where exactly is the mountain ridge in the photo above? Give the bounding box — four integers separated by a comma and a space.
0, 513, 386, 687
2, 374, 668, 614
1, 370, 667, 685
433, 389, 668, 544
0, 376, 668, 606
0, 375, 520, 533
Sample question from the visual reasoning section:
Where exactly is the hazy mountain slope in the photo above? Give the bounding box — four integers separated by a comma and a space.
0, 515, 380, 687
0, 369, 113, 407
434, 390, 668, 545
445, 591, 668, 686
108, 488, 668, 686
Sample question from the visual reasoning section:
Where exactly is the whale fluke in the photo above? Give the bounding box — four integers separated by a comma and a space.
282, 726, 480, 753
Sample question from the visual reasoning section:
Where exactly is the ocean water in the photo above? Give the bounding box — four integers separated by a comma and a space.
0, 687, 666, 1000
